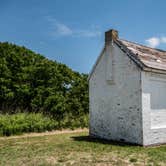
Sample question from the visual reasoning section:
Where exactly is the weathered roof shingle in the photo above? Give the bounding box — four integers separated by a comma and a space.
116, 39, 166, 71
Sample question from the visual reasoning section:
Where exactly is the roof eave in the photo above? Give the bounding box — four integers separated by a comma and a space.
143, 67, 166, 75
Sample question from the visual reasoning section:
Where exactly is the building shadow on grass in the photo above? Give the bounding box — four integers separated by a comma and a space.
71, 135, 140, 147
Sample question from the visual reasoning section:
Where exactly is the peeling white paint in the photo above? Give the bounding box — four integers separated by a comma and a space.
89, 43, 143, 145
142, 72, 166, 145
89, 42, 166, 146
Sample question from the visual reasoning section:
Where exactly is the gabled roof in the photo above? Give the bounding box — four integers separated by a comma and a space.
116, 39, 166, 72
89, 29, 166, 80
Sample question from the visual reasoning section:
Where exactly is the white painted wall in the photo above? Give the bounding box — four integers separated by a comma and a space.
89, 42, 143, 144
142, 72, 166, 145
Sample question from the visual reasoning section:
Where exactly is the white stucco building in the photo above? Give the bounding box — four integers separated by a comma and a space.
89, 29, 166, 146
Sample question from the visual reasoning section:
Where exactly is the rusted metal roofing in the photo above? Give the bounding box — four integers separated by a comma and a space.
116, 39, 166, 71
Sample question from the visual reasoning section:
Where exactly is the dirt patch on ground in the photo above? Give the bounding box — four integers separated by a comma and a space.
0, 128, 88, 140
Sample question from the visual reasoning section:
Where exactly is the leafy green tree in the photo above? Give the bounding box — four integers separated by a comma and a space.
0, 42, 89, 128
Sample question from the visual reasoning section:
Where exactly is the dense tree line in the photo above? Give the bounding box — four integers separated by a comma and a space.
0, 42, 89, 128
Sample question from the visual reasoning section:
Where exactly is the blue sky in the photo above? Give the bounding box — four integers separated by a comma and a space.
1, 0, 166, 73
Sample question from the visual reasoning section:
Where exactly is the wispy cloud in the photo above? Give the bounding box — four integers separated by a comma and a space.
74, 30, 101, 37
46, 17, 72, 36
54, 22, 73, 36
46, 17, 101, 38
146, 36, 166, 48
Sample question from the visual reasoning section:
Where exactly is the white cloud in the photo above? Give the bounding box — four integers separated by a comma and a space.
161, 37, 166, 43
46, 17, 73, 36
46, 16, 101, 38
53, 22, 73, 36
146, 37, 160, 48
146, 36, 166, 48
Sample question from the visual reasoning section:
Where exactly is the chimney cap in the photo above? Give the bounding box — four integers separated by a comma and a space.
105, 29, 118, 43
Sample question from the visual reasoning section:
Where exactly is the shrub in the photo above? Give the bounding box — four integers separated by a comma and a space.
0, 42, 89, 129
0, 113, 89, 136
0, 113, 58, 136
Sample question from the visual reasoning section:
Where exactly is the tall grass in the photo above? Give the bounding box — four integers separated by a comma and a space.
0, 113, 58, 136
0, 113, 89, 136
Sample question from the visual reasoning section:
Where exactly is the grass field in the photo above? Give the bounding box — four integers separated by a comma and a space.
0, 131, 166, 166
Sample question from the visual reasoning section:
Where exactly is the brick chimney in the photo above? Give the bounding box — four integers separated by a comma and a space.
105, 29, 118, 44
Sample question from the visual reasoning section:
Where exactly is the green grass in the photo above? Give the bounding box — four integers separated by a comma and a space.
0, 113, 89, 136
0, 113, 57, 136
0, 131, 165, 166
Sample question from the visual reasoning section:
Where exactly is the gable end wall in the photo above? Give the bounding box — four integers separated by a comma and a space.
89, 42, 143, 144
